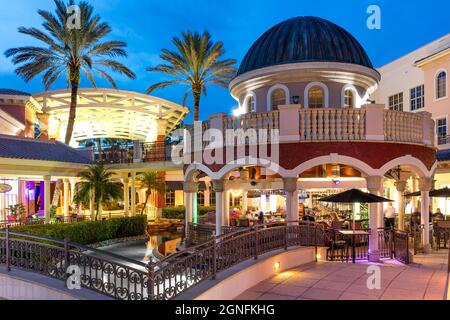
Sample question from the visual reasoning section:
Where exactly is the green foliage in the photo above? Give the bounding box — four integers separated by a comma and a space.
6, 203, 26, 217
147, 30, 236, 121
137, 172, 166, 215
4, 0, 136, 90
162, 206, 215, 220
12, 216, 147, 245
74, 165, 122, 220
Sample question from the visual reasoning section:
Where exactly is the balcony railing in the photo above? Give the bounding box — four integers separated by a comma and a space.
92, 141, 174, 165
438, 135, 450, 146
188, 105, 435, 148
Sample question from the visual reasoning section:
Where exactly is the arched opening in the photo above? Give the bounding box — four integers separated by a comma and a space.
436, 71, 447, 99
244, 93, 256, 113
270, 88, 286, 110
308, 87, 324, 108
344, 89, 355, 108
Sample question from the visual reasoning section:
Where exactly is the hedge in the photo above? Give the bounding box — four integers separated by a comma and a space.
12, 216, 147, 245
162, 207, 215, 220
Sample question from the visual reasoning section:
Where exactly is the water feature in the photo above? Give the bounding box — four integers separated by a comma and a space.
94, 231, 183, 266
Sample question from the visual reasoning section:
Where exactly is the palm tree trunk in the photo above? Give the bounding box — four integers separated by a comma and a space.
193, 91, 201, 122
96, 195, 102, 221
53, 83, 79, 207
65, 83, 79, 145
141, 191, 150, 215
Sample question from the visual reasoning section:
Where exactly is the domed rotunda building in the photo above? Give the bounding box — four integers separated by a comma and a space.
184, 17, 437, 260
230, 16, 380, 112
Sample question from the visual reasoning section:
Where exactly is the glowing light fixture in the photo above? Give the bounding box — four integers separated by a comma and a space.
274, 261, 281, 271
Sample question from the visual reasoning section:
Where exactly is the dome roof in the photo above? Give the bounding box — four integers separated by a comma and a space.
237, 16, 373, 76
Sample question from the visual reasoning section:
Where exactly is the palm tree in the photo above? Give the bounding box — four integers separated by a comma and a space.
74, 165, 122, 221
137, 172, 166, 215
147, 30, 236, 121
4, 0, 136, 145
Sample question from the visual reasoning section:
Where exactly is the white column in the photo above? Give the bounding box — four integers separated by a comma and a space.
366, 176, 384, 262
130, 172, 136, 216
43, 176, 51, 223
69, 179, 76, 206
224, 190, 230, 226
395, 181, 407, 231
63, 179, 70, 219
242, 191, 248, 212
184, 191, 193, 232
183, 182, 198, 231
419, 177, 433, 252
203, 184, 211, 207
122, 177, 129, 217
283, 178, 299, 225
213, 180, 224, 236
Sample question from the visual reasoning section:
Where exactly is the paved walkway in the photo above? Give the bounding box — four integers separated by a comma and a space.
236, 252, 449, 300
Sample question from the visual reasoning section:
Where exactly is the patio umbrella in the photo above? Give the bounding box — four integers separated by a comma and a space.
319, 189, 393, 230
430, 187, 450, 220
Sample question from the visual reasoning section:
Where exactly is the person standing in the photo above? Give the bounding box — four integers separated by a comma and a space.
384, 203, 396, 229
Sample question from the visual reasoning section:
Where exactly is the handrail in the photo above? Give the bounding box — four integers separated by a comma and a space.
0, 229, 148, 268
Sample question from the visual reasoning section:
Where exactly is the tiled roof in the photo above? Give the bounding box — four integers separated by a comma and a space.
0, 135, 92, 164
0, 89, 31, 96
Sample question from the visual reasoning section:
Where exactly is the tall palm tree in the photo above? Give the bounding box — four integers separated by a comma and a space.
137, 172, 166, 215
4, 0, 136, 145
74, 165, 122, 221
147, 30, 236, 121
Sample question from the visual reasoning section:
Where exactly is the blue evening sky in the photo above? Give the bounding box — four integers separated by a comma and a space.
0, 0, 448, 123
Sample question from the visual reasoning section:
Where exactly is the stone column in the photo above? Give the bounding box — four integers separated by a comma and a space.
242, 191, 249, 212
419, 177, 433, 252
213, 180, 224, 236
366, 176, 384, 262
43, 176, 51, 223
203, 183, 211, 208
395, 180, 407, 231
63, 179, 70, 219
224, 189, 230, 226
183, 182, 199, 232
283, 178, 299, 225
121, 177, 130, 217
130, 172, 136, 216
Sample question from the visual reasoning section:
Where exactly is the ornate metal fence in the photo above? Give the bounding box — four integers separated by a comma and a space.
393, 230, 409, 264
0, 230, 149, 300
148, 221, 324, 300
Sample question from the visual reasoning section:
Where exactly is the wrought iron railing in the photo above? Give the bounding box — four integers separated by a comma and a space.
148, 221, 324, 300
0, 229, 149, 300
0, 222, 323, 300
327, 228, 409, 264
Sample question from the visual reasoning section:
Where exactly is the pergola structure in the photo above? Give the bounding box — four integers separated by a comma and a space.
33, 88, 189, 146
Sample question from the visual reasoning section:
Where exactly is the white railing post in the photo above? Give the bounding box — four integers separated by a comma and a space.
278, 104, 301, 143
364, 104, 385, 141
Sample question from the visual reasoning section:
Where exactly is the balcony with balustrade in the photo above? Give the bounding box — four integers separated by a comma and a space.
184, 104, 436, 179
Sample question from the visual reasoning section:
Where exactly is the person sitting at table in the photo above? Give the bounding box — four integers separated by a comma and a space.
303, 214, 315, 222
258, 211, 265, 224
433, 208, 445, 222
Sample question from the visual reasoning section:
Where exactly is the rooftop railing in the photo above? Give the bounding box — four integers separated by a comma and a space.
188, 104, 435, 148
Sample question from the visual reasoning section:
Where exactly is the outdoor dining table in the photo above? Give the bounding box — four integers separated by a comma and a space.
338, 230, 369, 263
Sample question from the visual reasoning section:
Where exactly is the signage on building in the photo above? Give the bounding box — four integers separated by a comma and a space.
0, 184, 12, 193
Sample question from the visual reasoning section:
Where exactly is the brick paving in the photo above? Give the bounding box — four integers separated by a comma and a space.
236, 251, 448, 300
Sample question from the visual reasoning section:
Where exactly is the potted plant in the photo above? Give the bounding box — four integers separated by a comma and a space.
6, 203, 26, 221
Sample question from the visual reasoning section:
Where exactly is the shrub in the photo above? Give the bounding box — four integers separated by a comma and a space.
162, 207, 215, 220
12, 216, 147, 245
